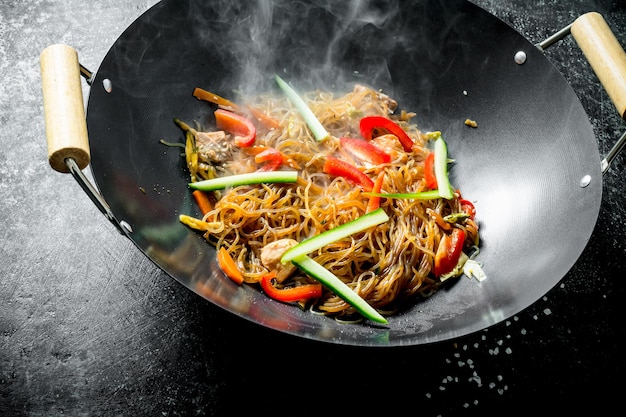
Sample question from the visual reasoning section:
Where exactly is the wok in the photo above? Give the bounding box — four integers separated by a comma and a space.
40, 0, 626, 346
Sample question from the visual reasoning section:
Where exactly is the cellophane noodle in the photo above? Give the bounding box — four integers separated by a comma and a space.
180, 84, 479, 320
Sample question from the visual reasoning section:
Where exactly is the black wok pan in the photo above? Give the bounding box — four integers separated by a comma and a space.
41, 0, 626, 346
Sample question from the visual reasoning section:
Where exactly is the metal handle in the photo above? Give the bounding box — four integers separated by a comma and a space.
539, 13, 626, 174
571, 12, 626, 121
40, 44, 131, 235
40, 44, 91, 173
570, 13, 626, 174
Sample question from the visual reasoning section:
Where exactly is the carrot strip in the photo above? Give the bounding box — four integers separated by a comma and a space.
246, 105, 281, 130
217, 247, 245, 285
366, 171, 385, 213
193, 87, 280, 130
193, 87, 237, 109
192, 190, 213, 215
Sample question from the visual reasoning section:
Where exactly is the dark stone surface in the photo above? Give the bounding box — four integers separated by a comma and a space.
1, 0, 625, 415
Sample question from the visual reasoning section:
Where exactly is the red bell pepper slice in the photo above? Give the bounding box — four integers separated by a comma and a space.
254, 147, 284, 171
260, 271, 323, 302
340, 137, 391, 165
323, 156, 374, 192
424, 152, 437, 189
459, 198, 476, 220
434, 228, 466, 277
214, 108, 256, 147
359, 116, 414, 152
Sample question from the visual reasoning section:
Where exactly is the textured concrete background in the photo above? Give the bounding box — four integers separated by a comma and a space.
1, 0, 625, 416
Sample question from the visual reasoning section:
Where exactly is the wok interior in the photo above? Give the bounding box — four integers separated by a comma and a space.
87, 0, 602, 346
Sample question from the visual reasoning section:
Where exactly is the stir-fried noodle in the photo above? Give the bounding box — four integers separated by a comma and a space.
177, 84, 479, 321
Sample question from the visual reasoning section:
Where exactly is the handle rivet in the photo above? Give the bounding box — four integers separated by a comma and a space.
514, 51, 527, 65
580, 174, 592, 187
103, 78, 113, 93
119, 220, 133, 234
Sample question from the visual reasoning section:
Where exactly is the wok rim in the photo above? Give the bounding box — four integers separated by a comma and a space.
84, 0, 603, 347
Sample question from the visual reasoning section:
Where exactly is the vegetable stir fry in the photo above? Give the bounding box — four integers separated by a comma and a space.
173, 77, 484, 324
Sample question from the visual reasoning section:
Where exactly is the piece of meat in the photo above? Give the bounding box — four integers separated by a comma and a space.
370, 133, 407, 162
260, 239, 299, 283
195, 130, 232, 164
353, 84, 398, 112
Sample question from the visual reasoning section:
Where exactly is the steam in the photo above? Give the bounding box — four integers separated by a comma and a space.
102, 0, 471, 130
187, 0, 407, 97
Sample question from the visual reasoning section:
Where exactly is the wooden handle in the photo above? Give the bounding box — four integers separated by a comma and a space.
571, 12, 626, 121
40, 44, 90, 173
